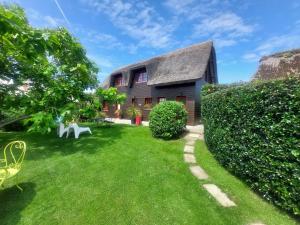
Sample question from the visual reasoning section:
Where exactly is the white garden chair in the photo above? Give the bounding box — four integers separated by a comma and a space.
58, 123, 69, 138
67, 123, 92, 139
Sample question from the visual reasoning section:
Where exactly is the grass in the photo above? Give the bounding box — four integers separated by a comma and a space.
0, 124, 297, 225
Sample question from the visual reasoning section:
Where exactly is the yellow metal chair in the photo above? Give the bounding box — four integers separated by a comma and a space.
0, 141, 26, 191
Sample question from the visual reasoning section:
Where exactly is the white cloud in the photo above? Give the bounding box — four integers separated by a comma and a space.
0, 0, 21, 4
164, 0, 222, 20
242, 53, 259, 62
81, 0, 177, 49
44, 16, 60, 27
192, 12, 254, 48
257, 34, 300, 55
167, 0, 229, 19
193, 12, 254, 38
85, 31, 123, 49
88, 54, 114, 69
164, 0, 200, 19
243, 33, 300, 62
26, 8, 65, 28
214, 39, 236, 48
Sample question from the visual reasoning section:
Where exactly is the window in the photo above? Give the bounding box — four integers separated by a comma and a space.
103, 101, 109, 111
176, 96, 186, 106
144, 97, 152, 108
114, 75, 123, 87
136, 71, 148, 83
157, 97, 166, 103
132, 98, 136, 105
145, 98, 152, 105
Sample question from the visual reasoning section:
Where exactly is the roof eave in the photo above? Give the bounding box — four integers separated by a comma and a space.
148, 78, 202, 87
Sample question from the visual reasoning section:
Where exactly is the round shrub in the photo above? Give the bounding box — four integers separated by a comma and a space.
149, 101, 187, 139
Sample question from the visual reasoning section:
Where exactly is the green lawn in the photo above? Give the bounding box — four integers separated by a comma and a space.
0, 124, 296, 225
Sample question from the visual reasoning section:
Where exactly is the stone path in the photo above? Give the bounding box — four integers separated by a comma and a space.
203, 184, 236, 207
184, 145, 194, 153
183, 127, 266, 224
189, 165, 209, 180
183, 128, 236, 208
184, 153, 196, 164
249, 223, 266, 225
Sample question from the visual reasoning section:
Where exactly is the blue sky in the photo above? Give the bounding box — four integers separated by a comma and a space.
2, 0, 300, 83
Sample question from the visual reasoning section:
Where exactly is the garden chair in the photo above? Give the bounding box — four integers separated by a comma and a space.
0, 141, 26, 191
58, 123, 70, 138
67, 123, 92, 139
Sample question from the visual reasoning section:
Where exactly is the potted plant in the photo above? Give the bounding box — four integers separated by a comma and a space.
114, 108, 122, 119
135, 110, 142, 126
127, 106, 141, 125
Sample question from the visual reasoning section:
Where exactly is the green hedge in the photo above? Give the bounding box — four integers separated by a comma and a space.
149, 101, 187, 139
201, 78, 300, 216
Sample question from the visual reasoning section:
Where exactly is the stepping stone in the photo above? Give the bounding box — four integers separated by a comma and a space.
203, 184, 236, 207
184, 145, 194, 153
189, 133, 200, 138
184, 134, 198, 140
184, 154, 196, 164
189, 165, 208, 180
186, 139, 196, 146
186, 125, 204, 134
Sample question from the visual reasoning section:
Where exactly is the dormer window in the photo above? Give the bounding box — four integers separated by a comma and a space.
136, 71, 147, 83
134, 69, 147, 83
113, 74, 123, 87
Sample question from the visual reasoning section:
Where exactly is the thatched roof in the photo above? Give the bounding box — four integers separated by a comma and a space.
102, 41, 214, 87
253, 48, 300, 80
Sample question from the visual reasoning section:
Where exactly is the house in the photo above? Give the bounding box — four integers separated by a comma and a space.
253, 48, 300, 80
102, 40, 218, 125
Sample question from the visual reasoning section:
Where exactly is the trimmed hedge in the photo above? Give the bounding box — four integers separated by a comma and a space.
201, 78, 300, 216
149, 101, 187, 139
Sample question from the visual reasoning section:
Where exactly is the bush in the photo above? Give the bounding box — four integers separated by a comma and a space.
201, 77, 300, 216
201, 82, 246, 96
149, 101, 187, 139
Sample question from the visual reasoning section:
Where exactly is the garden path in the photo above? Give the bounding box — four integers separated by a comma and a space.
184, 126, 266, 225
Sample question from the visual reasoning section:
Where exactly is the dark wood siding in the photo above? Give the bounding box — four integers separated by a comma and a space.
151, 83, 196, 124
105, 79, 203, 125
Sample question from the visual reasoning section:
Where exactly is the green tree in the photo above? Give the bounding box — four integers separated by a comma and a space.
0, 4, 98, 133
96, 87, 127, 106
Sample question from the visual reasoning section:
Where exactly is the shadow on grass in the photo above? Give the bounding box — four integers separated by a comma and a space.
0, 124, 127, 160
0, 182, 36, 225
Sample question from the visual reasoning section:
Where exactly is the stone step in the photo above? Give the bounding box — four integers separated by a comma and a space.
186, 125, 204, 134
189, 165, 208, 180
188, 133, 201, 138
186, 139, 196, 146
184, 153, 196, 164
249, 223, 266, 225
184, 145, 194, 153
203, 184, 236, 207
184, 133, 204, 142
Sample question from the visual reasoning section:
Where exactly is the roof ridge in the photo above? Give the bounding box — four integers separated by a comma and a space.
111, 40, 213, 74
261, 48, 300, 60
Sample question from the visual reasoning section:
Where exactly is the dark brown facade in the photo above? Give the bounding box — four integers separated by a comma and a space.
103, 41, 218, 125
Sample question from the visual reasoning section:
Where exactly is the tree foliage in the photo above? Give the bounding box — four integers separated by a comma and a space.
0, 4, 98, 133
96, 87, 127, 105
